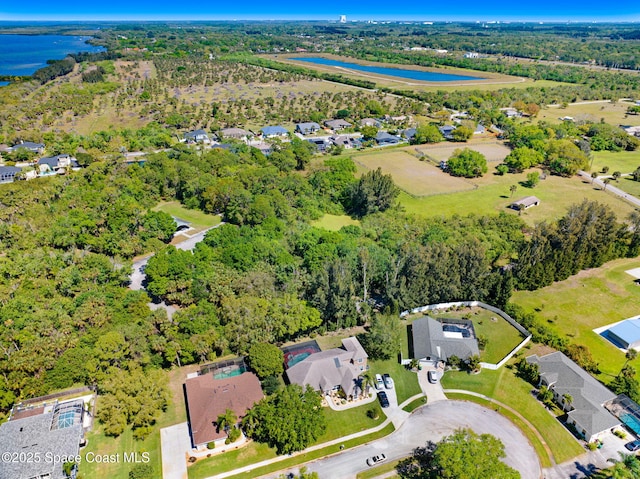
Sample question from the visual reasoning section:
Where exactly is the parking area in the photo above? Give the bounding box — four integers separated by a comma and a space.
418, 362, 447, 403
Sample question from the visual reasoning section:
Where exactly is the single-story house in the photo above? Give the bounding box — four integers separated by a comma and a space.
38, 154, 80, 173
8, 141, 45, 154
511, 196, 541, 210
360, 118, 381, 128
307, 138, 329, 152
0, 165, 21, 183
253, 142, 273, 156
474, 124, 486, 135
411, 317, 480, 363
607, 318, 640, 350
184, 129, 212, 143
330, 135, 360, 149
438, 125, 456, 140
184, 371, 264, 448
261, 126, 289, 138
403, 128, 417, 141
324, 119, 352, 131
464, 52, 479, 59
0, 400, 85, 479
286, 337, 368, 398
220, 128, 251, 141
527, 352, 620, 442
295, 122, 321, 135
501, 108, 521, 119
375, 131, 400, 146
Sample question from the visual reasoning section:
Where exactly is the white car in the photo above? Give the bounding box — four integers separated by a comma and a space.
367, 453, 387, 466
375, 373, 384, 390
428, 370, 439, 383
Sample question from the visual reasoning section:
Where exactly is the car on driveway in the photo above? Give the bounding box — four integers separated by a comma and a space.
383, 373, 393, 389
375, 373, 384, 390
366, 453, 386, 466
428, 370, 439, 384
378, 391, 389, 408
625, 439, 640, 452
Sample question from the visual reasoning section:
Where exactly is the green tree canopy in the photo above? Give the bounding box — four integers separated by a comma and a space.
446, 148, 488, 178
247, 343, 284, 380
412, 123, 443, 144
349, 167, 399, 217
504, 147, 544, 172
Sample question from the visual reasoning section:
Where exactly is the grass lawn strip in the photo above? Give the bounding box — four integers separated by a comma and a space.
153, 201, 222, 231
356, 459, 401, 479
441, 366, 584, 464
311, 214, 361, 231
401, 396, 428, 413
590, 150, 640, 176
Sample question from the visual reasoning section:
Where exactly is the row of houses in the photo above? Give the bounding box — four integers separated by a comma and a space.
0, 154, 80, 184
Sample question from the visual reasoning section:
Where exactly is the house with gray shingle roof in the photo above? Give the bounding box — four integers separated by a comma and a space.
527, 352, 620, 442
0, 400, 85, 479
411, 317, 479, 363
184, 129, 212, 143
324, 119, 352, 131
38, 154, 80, 174
220, 128, 251, 141
261, 126, 289, 138
0, 165, 21, 183
295, 122, 321, 135
8, 141, 45, 154
286, 337, 368, 399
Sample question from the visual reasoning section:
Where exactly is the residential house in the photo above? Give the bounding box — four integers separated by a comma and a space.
253, 142, 273, 156
260, 126, 289, 138
286, 337, 368, 399
402, 128, 417, 142
375, 131, 400, 146
0, 400, 85, 479
184, 371, 264, 448
184, 129, 212, 144
438, 125, 456, 140
360, 118, 381, 128
0, 165, 21, 184
474, 124, 486, 135
411, 317, 480, 364
501, 108, 521, 119
8, 141, 45, 154
526, 352, 620, 442
464, 52, 479, 59
38, 154, 80, 174
324, 119, 352, 131
511, 196, 541, 210
306, 138, 329, 152
295, 122, 322, 135
220, 128, 251, 142
330, 135, 360, 149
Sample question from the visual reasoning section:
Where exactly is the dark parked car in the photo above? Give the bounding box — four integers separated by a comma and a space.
383, 373, 393, 389
625, 440, 640, 452
378, 391, 389, 408
366, 453, 387, 466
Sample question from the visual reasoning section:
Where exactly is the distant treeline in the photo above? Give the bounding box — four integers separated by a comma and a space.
31, 50, 119, 85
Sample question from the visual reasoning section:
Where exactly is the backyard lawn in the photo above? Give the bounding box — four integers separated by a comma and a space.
512, 257, 640, 380
590, 150, 640, 175
153, 201, 221, 232
311, 214, 361, 231
441, 366, 584, 465
433, 306, 525, 364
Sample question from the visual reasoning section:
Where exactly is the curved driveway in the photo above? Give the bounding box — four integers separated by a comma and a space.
301, 400, 540, 479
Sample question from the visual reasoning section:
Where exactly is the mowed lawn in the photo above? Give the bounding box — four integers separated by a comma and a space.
398, 171, 638, 225
312, 214, 361, 231
434, 307, 525, 364
591, 150, 640, 175
615, 176, 640, 198
441, 366, 584, 464
352, 150, 474, 196
153, 201, 221, 232
416, 141, 512, 164
512, 257, 640, 380
537, 100, 640, 127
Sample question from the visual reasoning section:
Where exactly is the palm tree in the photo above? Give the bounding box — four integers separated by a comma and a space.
562, 393, 573, 411
216, 408, 237, 434
241, 407, 259, 437
361, 371, 375, 397
591, 171, 598, 184
625, 348, 638, 367
603, 178, 611, 191
613, 171, 622, 182
467, 355, 481, 372
509, 184, 517, 197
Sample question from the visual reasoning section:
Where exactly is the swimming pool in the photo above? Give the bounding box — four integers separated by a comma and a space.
289, 57, 486, 82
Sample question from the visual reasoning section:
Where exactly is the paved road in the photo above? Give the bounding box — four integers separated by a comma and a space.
577, 170, 640, 208
272, 401, 540, 479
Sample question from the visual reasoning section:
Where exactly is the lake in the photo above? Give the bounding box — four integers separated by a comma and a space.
289, 57, 486, 82
0, 34, 105, 77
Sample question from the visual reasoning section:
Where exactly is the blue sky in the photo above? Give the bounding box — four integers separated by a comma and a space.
0, 0, 638, 21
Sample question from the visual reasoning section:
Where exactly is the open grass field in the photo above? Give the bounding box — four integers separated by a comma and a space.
353, 149, 474, 196
441, 366, 584, 465
397, 170, 638, 226
614, 176, 640, 197
433, 306, 525, 364
590, 150, 640, 175
153, 201, 221, 232
537, 100, 640, 127
416, 141, 512, 164
311, 214, 361, 231
277, 54, 543, 91
512, 257, 640, 381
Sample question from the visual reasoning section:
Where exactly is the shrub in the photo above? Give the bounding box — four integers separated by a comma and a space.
206, 441, 216, 450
